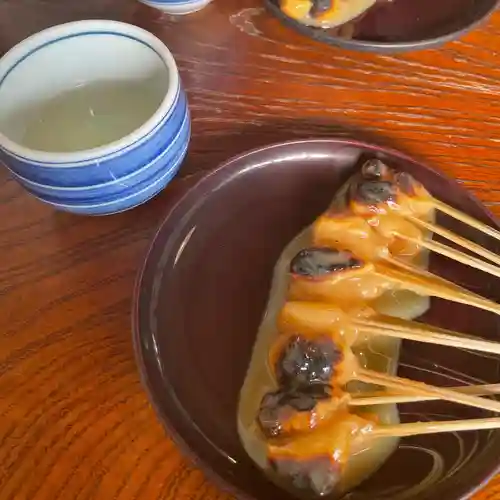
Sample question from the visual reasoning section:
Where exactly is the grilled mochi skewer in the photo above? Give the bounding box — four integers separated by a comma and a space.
313, 158, 500, 281
263, 332, 500, 498
257, 302, 500, 439
257, 335, 500, 443
279, 0, 377, 28
351, 383, 500, 406
288, 247, 500, 316
267, 405, 500, 498
265, 330, 500, 418
258, 292, 500, 441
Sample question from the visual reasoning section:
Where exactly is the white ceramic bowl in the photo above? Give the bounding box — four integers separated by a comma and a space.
0, 20, 190, 215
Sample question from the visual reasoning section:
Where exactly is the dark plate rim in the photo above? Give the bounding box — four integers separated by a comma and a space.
264, 0, 500, 53
132, 138, 500, 500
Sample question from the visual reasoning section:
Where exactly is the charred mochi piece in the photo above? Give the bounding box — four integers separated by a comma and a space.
275, 334, 342, 388
350, 159, 398, 206
352, 180, 396, 205
360, 158, 391, 180
257, 385, 333, 438
290, 248, 363, 278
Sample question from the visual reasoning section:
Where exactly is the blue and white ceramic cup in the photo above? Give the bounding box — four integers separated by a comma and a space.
0, 20, 190, 215
138, 0, 213, 15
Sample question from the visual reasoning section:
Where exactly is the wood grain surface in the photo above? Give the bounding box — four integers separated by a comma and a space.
1, 0, 500, 499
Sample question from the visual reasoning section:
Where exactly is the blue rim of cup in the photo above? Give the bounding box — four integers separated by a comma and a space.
0, 21, 180, 167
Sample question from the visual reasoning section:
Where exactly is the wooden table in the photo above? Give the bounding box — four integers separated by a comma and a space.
1, 1, 500, 499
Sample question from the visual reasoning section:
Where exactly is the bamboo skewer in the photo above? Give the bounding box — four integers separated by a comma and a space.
407, 215, 500, 267
382, 256, 500, 318
382, 255, 487, 294
371, 417, 500, 438
355, 369, 500, 414
356, 324, 500, 354
433, 199, 500, 242
355, 317, 500, 355
377, 265, 500, 316
395, 233, 500, 280
350, 383, 500, 406
279, 301, 500, 356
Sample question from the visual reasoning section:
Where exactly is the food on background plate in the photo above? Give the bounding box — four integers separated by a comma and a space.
279, 0, 381, 29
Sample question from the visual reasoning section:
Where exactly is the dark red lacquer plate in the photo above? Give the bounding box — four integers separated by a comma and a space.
265, 0, 499, 53
133, 139, 500, 500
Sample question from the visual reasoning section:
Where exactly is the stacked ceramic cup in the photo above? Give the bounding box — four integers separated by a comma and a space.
0, 21, 190, 215
138, 0, 212, 15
